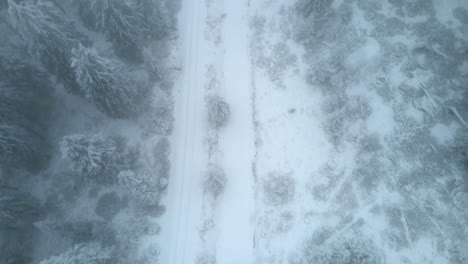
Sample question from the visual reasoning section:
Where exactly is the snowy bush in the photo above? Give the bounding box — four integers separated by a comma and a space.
203, 166, 227, 198
117, 170, 163, 206
207, 96, 230, 129
71, 44, 145, 119
266, 42, 297, 87
39, 242, 113, 264
60, 133, 118, 183
262, 173, 296, 206
196, 252, 216, 264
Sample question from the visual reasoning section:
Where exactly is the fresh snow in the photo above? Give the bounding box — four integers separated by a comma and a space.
158, 0, 205, 263
159, 0, 468, 263
216, 0, 255, 262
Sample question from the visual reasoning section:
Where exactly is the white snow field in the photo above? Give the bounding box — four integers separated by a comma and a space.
160, 0, 468, 263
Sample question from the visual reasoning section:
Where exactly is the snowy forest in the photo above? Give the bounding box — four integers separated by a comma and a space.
0, 0, 179, 263
1, 0, 467, 263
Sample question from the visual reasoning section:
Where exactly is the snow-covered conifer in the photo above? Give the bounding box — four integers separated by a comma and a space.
71, 44, 143, 119
76, 0, 171, 60
117, 170, 163, 206
7, 0, 87, 93
60, 133, 118, 182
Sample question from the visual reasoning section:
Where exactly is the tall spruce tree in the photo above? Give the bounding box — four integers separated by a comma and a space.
76, 0, 171, 61
71, 44, 144, 119
7, 0, 88, 94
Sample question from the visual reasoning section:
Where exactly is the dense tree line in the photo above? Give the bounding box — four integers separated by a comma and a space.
0, 0, 178, 262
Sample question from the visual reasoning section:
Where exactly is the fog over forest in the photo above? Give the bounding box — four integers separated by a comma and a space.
0, 0, 467, 263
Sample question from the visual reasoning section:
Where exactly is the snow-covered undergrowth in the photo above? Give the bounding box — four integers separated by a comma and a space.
250, 0, 467, 263
0, 0, 181, 263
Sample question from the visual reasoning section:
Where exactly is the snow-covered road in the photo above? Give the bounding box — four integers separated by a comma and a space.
160, 0, 256, 263
159, 0, 205, 262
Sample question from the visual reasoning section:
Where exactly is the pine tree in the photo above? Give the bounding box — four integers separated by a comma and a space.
76, 0, 171, 61
71, 44, 144, 119
60, 133, 118, 183
0, 185, 40, 229
39, 242, 113, 264
0, 51, 53, 168
7, 0, 88, 94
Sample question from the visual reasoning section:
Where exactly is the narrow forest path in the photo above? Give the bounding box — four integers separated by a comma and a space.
215, 0, 256, 262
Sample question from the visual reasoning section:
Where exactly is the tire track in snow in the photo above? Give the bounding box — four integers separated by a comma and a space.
161, 0, 203, 263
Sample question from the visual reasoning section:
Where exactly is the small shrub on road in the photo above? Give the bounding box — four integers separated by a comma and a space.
207, 96, 230, 129
203, 166, 227, 198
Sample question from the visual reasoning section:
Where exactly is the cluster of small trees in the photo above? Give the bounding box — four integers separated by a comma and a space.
60, 133, 169, 206
290, 0, 468, 262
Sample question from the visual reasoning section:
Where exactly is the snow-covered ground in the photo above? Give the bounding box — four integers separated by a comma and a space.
216, 0, 255, 262
161, 0, 468, 263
